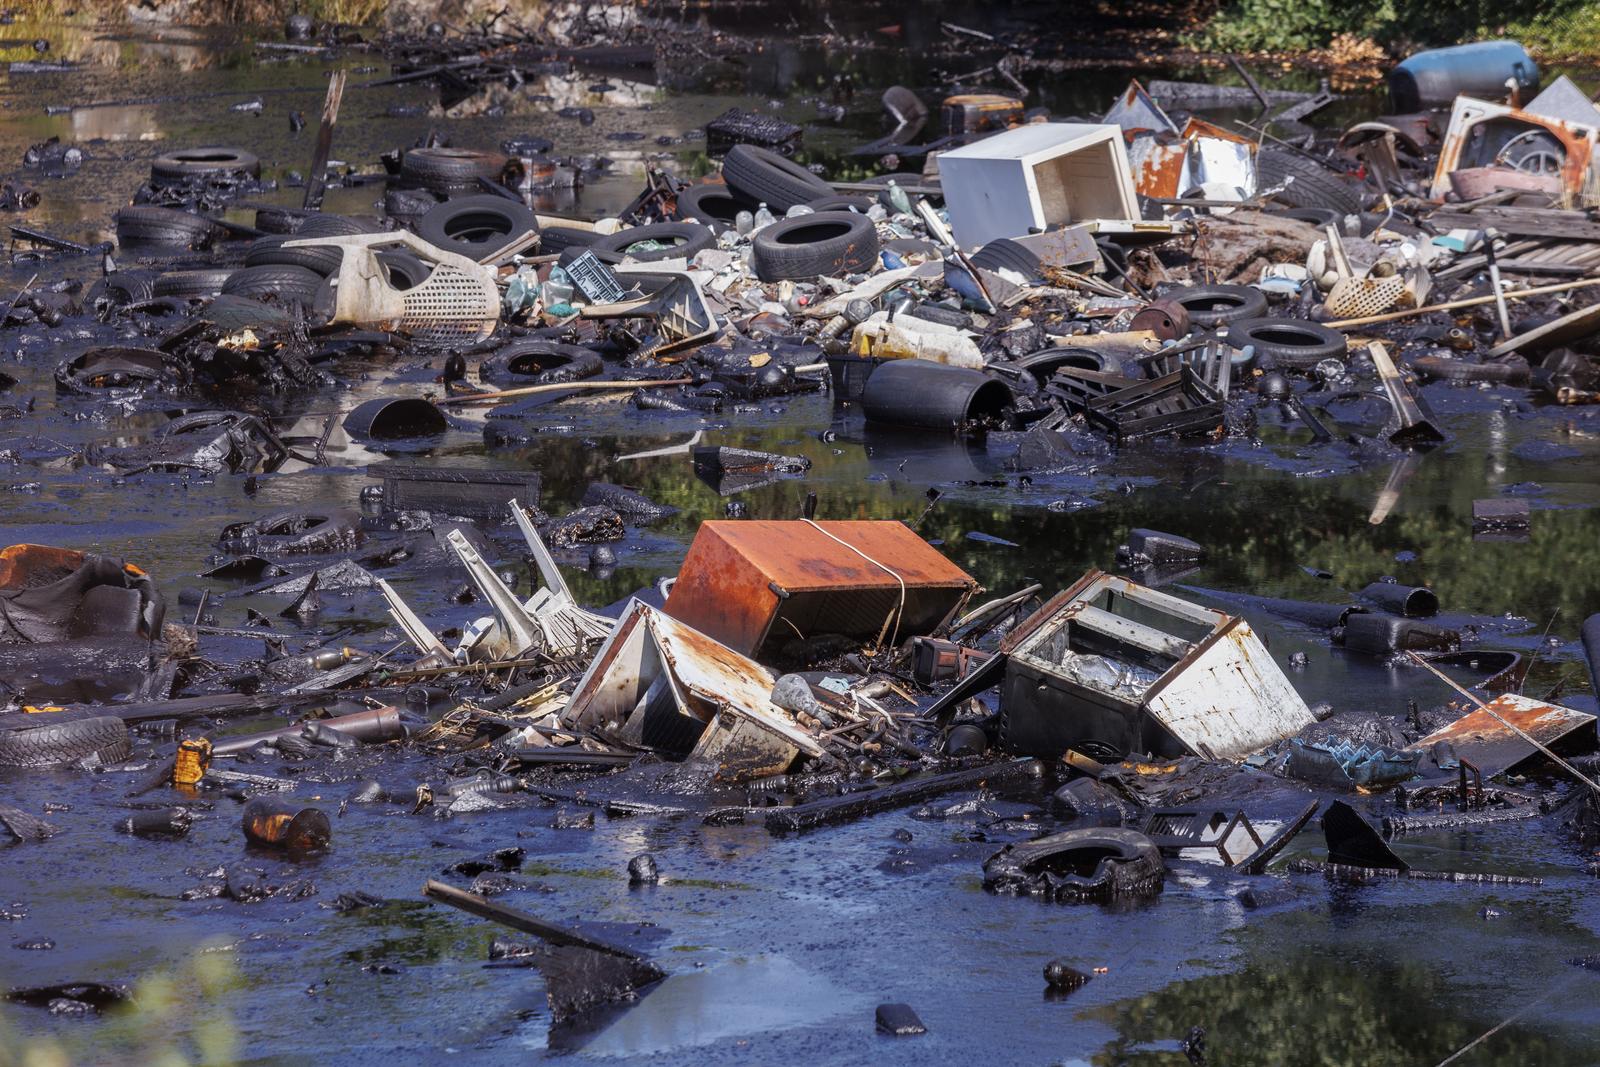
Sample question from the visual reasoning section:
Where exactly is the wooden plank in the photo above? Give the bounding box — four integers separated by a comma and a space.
302, 69, 347, 212
1430, 206, 1600, 242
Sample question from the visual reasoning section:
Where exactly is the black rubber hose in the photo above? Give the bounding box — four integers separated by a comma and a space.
1358, 582, 1438, 618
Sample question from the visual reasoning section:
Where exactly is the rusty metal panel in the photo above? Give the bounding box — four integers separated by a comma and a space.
564, 600, 822, 770
663, 521, 976, 656
1411, 693, 1596, 777
1128, 132, 1187, 199
1430, 95, 1599, 202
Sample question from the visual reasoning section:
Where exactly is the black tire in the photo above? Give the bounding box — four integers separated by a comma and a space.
383, 188, 440, 224
1227, 317, 1348, 370
751, 211, 880, 282
479, 340, 604, 386
540, 226, 601, 253
675, 184, 741, 231
970, 238, 1042, 280
400, 147, 509, 196
721, 144, 832, 212
153, 269, 233, 299
1413, 354, 1530, 384
0, 716, 131, 767
86, 272, 156, 308
377, 250, 430, 291
591, 221, 714, 263
1256, 150, 1363, 215
254, 207, 307, 234
150, 147, 260, 187
804, 194, 873, 213
1167, 283, 1269, 328
222, 264, 325, 304
115, 206, 218, 249
244, 235, 343, 276
296, 213, 373, 238
415, 194, 538, 258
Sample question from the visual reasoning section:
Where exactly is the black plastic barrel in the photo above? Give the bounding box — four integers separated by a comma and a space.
860, 359, 1012, 430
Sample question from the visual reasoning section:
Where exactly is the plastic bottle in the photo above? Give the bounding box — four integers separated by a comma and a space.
753, 202, 776, 231
543, 265, 575, 311
735, 209, 754, 236
884, 179, 911, 216
785, 204, 815, 218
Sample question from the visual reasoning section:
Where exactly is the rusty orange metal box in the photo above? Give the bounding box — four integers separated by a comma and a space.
663, 521, 978, 657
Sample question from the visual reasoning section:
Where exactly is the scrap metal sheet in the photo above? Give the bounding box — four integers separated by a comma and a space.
1412, 693, 1596, 777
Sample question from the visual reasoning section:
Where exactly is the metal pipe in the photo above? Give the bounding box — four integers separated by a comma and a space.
210, 706, 403, 757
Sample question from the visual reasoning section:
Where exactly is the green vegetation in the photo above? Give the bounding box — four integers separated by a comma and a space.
1195, 0, 1600, 55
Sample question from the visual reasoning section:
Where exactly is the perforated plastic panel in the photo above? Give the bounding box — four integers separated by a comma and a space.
399, 263, 499, 340
1326, 274, 1407, 318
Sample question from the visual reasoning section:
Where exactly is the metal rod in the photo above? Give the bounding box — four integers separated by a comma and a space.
436, 377, 691, 406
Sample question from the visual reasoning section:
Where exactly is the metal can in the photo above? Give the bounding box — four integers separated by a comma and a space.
241, 797, 331, 852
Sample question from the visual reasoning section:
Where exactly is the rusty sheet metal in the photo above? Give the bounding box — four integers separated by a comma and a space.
1411, 693, 1596, 778
1104, 79, 1178, 135
564, 600, 823, 766
1127, 120, 1256, 201
1430, 96, 1598, 202
1128, 132, 1188, 199
663, 520, 977, 657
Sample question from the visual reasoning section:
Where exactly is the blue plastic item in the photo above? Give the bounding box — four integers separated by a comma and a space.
1283, 738, 1422, 788
881, 250, 907, 270
1389, 41, 1539, 112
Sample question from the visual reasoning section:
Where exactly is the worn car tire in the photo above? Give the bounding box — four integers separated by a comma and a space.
982, 827, 1165, 903
970, 238, 1042, 280
86, 272, 157, 308
721, 144, 833, 212
479, 340, 604, 386
1228, 317, 1348, 370
751, 211, 879, 282
591, 221, 714, 263
1256, 150, 1363, 215
244, 235, 344, 276
675, 184, 742, 231
377, 250, 430, 291
540, 226, 601, 254
115, 206, 218, 249
0, 716, 131, 768
221, 264, 325, 304
150, 147, 260, 187
1413, 354, 1530, 384
254, 207, 308, 234
416, 194, 538, 258
296, 213, 374, 238
1167, 283, 1269, 328
400, 147, 509, 195
153, 269, 233, 299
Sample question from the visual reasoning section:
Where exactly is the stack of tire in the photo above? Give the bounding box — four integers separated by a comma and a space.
688, 145, 880, 283
389, 145, 546, 264
114, 146, 261, 251
222, 213, 378, 306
